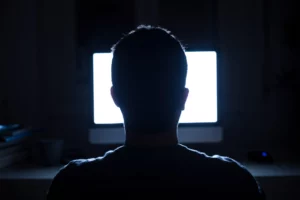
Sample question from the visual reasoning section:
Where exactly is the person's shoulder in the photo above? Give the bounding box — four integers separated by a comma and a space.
179, 144, 265, 199
210, 154, 255, 180
60, 145, 124, 174
177, 144, 211, 159
179, 144, 248, 172
215, 156, 265, 198
178, 144, 237, 165
181, 144, 255, 180
47, 146, 124, 199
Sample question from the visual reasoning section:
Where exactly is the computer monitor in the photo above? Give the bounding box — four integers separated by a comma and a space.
90, 51, 222, 144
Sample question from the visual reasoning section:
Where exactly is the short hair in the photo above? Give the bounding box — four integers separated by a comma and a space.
111, 25, 187, 132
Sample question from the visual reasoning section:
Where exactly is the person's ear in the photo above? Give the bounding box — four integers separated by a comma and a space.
111, 86, 120, 107
181, 88, 189, 110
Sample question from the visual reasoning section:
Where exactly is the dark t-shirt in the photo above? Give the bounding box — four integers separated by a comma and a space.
47, 144, 265, 200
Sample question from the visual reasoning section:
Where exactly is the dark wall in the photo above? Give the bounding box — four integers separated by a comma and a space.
77, 0, 136, 51
0, 0, 39, 126
0, 0, 298, 161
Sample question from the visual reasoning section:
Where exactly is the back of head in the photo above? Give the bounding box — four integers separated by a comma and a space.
111, 25, 187, 133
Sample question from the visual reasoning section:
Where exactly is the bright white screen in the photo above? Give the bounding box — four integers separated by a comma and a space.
93, 51, 217, 124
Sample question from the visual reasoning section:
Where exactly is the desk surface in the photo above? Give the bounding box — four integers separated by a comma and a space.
1, 163, 300, 180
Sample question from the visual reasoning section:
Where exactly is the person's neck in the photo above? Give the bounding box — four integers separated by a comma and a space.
125, 128, 178, 147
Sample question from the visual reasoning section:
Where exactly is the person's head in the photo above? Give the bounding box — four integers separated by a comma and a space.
111, 25, 189, 134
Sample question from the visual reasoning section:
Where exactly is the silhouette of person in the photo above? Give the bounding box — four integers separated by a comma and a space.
47, 25, 265, 200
